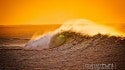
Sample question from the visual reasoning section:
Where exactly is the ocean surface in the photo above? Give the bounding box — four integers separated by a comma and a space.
0, 31, 125, 69
0, 25, 60, 49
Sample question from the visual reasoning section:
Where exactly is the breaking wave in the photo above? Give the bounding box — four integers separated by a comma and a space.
25, 19, 125, 50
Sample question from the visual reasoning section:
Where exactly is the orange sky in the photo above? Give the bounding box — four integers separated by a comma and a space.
0, 0, 125, 26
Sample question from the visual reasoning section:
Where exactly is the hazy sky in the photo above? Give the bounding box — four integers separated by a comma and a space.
0, 0, 125, 25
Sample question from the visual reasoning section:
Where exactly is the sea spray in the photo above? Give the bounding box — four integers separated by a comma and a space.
56, 19, 124, 36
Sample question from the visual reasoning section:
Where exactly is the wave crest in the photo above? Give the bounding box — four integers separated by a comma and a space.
25, 19, 124, 50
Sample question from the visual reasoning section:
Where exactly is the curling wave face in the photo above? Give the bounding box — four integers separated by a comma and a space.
25, 19, 124, 50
